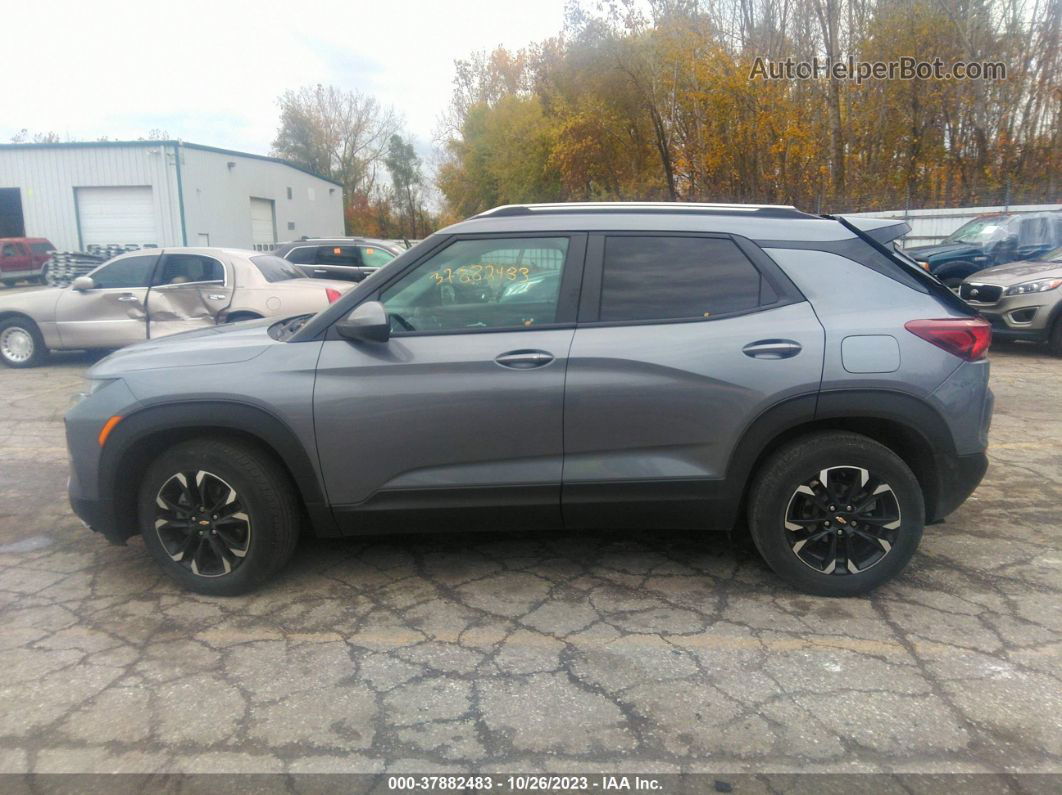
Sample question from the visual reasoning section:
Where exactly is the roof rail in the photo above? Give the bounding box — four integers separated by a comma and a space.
474, 202, 813, 219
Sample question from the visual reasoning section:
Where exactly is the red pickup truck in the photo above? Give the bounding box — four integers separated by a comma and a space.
0, 238, 55, 286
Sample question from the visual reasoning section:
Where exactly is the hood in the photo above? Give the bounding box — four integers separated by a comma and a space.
89, 316, 279, 377
963, 258, 1062, 287
903, 242, 981, 261
0, 286, 63, 320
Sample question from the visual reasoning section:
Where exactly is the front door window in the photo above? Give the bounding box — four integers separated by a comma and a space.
379, 237, 569, 333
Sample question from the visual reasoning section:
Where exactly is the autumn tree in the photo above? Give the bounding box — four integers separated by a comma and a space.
384, 134, 425, 239
272, 85, 399, 199
436, 0, 1059, 216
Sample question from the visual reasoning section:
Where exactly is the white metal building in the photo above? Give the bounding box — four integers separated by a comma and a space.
0, 141, 344, 251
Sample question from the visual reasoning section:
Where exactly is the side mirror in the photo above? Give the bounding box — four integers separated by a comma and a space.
335, 301, 390, 343
71, 276, 96, 291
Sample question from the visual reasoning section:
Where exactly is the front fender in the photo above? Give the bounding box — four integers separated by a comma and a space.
98, 400, 336, 540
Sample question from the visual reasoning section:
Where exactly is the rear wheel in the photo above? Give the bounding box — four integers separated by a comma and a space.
0, 317, 48, 367
748, 432, 924, 596
138, 438, 300, 595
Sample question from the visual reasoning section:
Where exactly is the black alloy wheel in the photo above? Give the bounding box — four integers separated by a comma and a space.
783, 465, 901, 575
153, 470, 251, 577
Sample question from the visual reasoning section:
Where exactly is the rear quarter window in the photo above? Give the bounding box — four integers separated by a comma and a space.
251, 255, 304, 282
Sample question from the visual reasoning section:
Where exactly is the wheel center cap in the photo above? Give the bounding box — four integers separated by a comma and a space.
834, 515, 847, 525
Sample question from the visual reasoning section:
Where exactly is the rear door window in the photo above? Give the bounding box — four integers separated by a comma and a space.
599, 236, 766, 322
316, 246, 361, 265
154, 254, 224, 285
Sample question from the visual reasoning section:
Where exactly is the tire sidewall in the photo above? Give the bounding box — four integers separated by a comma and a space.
138, 442, 280, 596
750, 438, 925, 597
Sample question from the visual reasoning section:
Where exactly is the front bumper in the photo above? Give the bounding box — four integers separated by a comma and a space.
64, 378, 141, 544
965, 291, 1056, 341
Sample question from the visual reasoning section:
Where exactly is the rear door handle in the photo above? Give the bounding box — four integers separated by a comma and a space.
495, 350, 555, 369
207, 294, 228, 301
742, 339, 802, 359
313, 268, 329, 275
117, 294, 139, 302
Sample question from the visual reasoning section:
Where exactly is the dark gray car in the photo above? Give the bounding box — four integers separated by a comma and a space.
66, 203, 993, 597
272, 238, 401, 282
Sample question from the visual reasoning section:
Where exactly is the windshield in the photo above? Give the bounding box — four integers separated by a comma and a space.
251, 254, 304, 282
944, 217, 1006, 244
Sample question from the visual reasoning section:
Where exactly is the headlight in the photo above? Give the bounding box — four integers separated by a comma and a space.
76, 377, 116, 402
1003, 278, 1062, 296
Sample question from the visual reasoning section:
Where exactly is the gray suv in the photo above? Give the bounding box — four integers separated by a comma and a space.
66, 203, 993, 597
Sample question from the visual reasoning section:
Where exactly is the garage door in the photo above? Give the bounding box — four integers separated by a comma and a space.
76, 186, 158, 247
250, 198, 276, 251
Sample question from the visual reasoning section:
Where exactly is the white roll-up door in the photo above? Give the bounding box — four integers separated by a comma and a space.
250, 198, 276, 251
76, 186, 158, 247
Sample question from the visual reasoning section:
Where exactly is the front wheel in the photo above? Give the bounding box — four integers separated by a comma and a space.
138, 438, 301, 595
748, 432, 924, 596
0, 317, 48, 367
1048, 317, 1062, 357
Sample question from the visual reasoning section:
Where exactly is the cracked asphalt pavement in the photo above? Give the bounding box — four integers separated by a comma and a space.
0, 344, 1059, 776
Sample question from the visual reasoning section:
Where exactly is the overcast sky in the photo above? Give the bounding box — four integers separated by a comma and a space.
3, 0, 568, 159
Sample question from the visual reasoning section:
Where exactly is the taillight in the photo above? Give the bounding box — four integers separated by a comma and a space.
325, 288, 342, 304
904, 318, 991, 361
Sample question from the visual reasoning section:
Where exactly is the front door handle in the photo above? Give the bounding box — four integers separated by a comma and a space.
116, 294, 139, 302
495, 350, 555, 369
742, 339, 802, 359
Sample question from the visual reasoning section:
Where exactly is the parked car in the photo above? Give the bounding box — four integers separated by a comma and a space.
1, 237, 55, 286
959, 246, 1062, 353
66, 202, 991, 597
0, 247, 350, 367
272, 238, 401, 282
905, 211, 1062, 287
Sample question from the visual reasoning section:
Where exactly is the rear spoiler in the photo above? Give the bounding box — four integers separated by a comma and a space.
826, 215, 974, 316
838, 216, 911, 245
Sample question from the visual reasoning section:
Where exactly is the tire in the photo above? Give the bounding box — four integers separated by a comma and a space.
938, 261, 976, 289
137, 438, 301, 596
0, 316, 48, 368
1048, 316, 1062, 357
747, 431, 925, 597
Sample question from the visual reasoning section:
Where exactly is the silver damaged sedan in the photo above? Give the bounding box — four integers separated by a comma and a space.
0, 248, 351, 367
